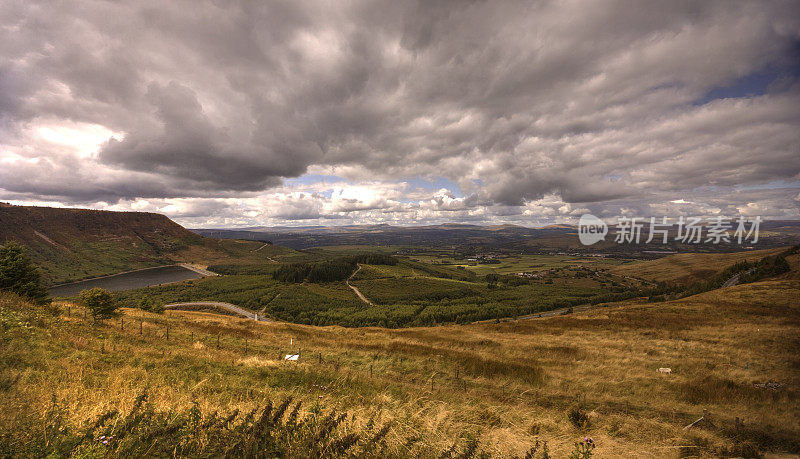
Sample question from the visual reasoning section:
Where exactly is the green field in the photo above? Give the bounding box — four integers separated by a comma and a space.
410, 254, 630, 276
70, 245, 798, 329
109, 249, 647, 327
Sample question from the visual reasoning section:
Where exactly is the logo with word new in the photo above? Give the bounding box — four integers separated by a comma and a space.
578, 214, 608, 245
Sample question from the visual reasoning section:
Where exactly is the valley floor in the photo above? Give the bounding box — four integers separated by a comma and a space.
1, 279, 799, 457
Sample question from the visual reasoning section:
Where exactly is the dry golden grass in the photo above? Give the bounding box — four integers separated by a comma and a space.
607, 247, 787, 284
1, 277, 799, 457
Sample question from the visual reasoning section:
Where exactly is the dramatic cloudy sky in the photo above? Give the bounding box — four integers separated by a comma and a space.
2, 0, 799, 227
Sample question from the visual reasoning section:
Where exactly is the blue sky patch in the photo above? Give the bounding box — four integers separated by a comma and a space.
694, 55, 800, 106
285, 174, 346, 186
694, 70, 778, 105
405, 176, 463, 197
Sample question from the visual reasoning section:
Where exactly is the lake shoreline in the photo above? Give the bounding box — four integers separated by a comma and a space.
49, 265, 210, 297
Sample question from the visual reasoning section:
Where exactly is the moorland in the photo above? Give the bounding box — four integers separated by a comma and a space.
1, 204, 799, 457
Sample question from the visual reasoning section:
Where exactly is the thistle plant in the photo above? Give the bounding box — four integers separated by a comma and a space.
568, 437, 595, 459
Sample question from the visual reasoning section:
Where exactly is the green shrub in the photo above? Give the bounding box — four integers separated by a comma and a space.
137, 297, 164, 314
0, 241, 49, 305
79, 288, 118, 321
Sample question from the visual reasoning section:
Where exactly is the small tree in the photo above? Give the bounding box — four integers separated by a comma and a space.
0, 241, 50, 304
79, 288, 118, 322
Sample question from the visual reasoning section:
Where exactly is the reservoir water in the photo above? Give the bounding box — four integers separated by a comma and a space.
49, 265, 204, 297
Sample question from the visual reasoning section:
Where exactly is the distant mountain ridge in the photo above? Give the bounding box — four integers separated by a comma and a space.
193, 223, 578, 249
238, 222, 539, 233
192, 220, 800, 251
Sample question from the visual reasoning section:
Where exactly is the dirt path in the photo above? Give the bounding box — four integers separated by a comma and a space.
257, 292, 282, 317
722, 268, 755, 288
347, 265, 373, 305
251, 243, 279, 263
34, 230, 67, 250
164, 301, 273, 322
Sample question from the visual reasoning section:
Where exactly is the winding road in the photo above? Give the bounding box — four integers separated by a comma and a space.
347, 265, 373, 305
164, 302, 273, 322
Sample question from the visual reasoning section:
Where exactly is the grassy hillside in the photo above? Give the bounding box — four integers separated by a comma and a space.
607, 247, 787, 284
2, 277, 798, 457
0, 204, 295, 284
0, 205, 200, 283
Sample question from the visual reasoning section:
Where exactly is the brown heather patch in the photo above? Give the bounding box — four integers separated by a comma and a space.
607, 247, 787, 284
1, 278, 799, 456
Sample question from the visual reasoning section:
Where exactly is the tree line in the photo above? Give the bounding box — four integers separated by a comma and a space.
273, 254, 398, 283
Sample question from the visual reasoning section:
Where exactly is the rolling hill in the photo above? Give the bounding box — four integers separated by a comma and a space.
0, 204, 289, 284
607, 247, 789, 284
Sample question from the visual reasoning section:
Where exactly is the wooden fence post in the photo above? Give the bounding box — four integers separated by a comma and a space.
121, 317, 124, 331
166, 325, 169, 341
191, 331, 194, 343
245, 338, 248, 355
217, 334, 220, 349
140, 319, 143, 335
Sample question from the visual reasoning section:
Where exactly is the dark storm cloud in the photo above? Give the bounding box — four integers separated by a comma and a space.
101, 81, 297, 189
1, 0, 799, 222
